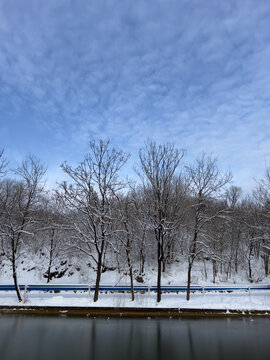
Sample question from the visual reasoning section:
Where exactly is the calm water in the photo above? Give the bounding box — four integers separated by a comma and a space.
0, 315, 269, 360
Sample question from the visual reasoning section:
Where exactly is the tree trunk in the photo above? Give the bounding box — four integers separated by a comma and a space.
157, 240, 162, 303
12, 248, 22, 302
203, 257, 208, 281
186, 260, 192, 301
187, 206, 199, 301
129, 265, 134, 301
212, 259, 217, 284
139, 228, 146, 275
47, 260, 52, 283
128, 263, 134, 301
234, 247, 238, 274
139, 248, 145, 275
248, 245, 253, 282
248, 258, 252, 282
162, 259, 166, 272
94, 252, 102, 302
220, 249, 223, 274
126, 248, 134, 301
47, 232, 54, 283
264, 253, 269, 276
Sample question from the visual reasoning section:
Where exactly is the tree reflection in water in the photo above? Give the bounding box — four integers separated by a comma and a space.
0, 316, 270, 360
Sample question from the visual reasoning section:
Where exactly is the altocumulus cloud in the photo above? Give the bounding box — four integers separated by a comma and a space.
0, 0, 270, 191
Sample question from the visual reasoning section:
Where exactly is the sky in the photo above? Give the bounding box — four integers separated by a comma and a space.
0, 0, 270, 192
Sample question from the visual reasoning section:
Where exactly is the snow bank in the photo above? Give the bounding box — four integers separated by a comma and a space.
0, 290, 270, 311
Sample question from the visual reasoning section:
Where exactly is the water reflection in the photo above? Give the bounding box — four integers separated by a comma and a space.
0, 315, 269, 360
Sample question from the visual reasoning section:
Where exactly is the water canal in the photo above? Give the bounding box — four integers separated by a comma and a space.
0, 316, 269, 360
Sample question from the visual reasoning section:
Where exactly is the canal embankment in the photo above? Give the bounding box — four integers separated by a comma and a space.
0, 306, 270, 318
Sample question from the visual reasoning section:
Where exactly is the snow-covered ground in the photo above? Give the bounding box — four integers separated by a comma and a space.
1, 255, 270, 311
0, 290, 270, 311
0, 254, 267, 286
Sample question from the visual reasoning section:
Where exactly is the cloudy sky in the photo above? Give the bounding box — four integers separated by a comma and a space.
0, 0, 270, 191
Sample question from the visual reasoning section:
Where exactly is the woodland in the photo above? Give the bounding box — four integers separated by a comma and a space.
0, 141, 269, 302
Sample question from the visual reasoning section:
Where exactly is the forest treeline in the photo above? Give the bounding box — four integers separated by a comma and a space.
0, 141, 270, 303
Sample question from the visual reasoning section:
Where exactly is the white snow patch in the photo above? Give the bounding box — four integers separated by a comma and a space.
0, 290, 270, 311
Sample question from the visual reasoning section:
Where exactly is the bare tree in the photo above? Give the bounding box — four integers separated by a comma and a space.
0, 149, 7, 178
36, 195, 68, 283
137, 141, 184, 302
185, 154, 232, 300
59, 139, 129, 302
225, 186, 242, 209
0, 148, 8, 264
114, 194, 137, 301
129, 185, 148, 277
223, 186, 243, 277
0, 156, 46, 301
253, 167, 270, 277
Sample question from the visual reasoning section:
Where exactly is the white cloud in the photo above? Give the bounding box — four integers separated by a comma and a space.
0, 0, 270, 193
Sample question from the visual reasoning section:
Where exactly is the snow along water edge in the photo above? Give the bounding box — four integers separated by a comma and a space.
0, 290, 270, 312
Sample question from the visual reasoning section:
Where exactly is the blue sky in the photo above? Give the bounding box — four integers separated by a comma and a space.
0, 0, 270, 191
